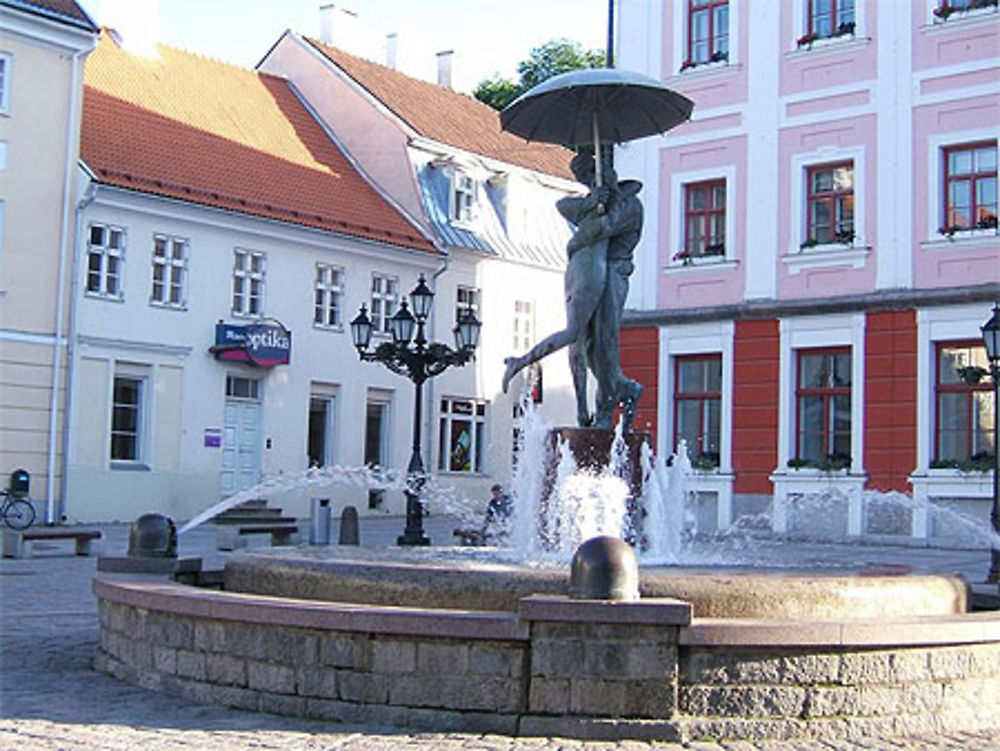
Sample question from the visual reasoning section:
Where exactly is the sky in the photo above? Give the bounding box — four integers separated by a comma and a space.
79, 0, 611, 93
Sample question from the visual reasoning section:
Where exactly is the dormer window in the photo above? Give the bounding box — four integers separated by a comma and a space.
451, 173, 478, 224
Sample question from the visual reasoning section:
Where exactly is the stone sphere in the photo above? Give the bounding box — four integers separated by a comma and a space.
128, 513, 178, 558
568, 535, 639, 601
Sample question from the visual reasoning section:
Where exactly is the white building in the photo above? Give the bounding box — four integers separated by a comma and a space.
65, 31, 579, 524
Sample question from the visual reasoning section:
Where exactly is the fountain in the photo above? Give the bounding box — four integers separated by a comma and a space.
90, 63, 1000, 744
92, 395, 1000, 742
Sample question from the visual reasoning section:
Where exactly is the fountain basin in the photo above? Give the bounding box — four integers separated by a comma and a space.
94, 566, 1000, 743
222, 546, 968, 620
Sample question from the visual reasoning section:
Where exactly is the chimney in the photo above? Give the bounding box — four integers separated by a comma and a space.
386, 32, 398, 69
436, 49, 454, 89
319, 4, 359, 50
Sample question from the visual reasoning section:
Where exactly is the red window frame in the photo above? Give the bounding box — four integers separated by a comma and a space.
807, 0, 855, 39
674, 354, 722, 464
934, 341, 995, 463
687, 0, 729, 64
943, 142, 998, 232
795, 347, 852, 462
806, 161, 854, 244
683, 179, 726, 258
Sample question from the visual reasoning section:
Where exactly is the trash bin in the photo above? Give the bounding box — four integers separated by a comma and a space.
9, 468, 29, 498
309, 498, 331, 545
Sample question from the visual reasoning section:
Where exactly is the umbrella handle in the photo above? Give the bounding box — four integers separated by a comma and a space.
592, 111, 605, 214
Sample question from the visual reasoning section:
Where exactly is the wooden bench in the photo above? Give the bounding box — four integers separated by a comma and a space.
216, 523, 300, 551
2, 528, 102, 559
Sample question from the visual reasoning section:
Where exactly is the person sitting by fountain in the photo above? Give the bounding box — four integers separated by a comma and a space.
483, 483, 513, 542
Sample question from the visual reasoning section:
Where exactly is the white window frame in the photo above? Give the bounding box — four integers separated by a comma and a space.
150, 233, 188, 308
456, 285, 480, 323
513, 299, 535, 354
785, 145, 869, 275
0, 53, 11, 115
314, 263, 345, 330
86, 223, 127, 300
438, 396, 489, 475
672, 0, 741, 73
775, 313, 865, 474
110, 371, 147, 465
667, 166, 738, 269
450, 171, 478, 224
370, 273, 398, 336
232, 248, 265, 317
923, 129, 999, 246
658, 321, 735, 529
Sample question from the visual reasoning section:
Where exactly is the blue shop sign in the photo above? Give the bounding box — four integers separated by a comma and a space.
211, 320, 291, 367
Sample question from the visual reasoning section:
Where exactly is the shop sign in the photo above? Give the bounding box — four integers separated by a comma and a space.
211, 319, 291, 367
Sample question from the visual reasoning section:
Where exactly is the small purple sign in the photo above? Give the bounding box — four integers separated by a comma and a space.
204, 428, 221, 448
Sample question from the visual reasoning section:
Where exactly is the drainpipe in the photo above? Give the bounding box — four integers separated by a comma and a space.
60, 179, 97, 524
47, 45, 91, 525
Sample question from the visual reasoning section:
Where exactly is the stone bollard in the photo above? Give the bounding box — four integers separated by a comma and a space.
568, 535, 639, 600
339, 505, 360, 545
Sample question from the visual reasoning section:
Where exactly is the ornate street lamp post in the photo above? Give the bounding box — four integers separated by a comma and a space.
982, 302, 1000, 583
350, 275, 481, 546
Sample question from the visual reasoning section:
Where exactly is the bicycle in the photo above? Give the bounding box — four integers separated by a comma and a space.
1, 489, 36, 530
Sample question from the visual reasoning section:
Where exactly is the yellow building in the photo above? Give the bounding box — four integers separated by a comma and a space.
0, 0, 96, 523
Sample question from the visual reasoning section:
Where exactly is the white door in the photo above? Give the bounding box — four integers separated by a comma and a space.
221, 377, 262, 495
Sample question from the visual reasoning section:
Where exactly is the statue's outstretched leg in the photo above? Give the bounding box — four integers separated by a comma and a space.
619, 378, 643, 432
569, 338, 591, 426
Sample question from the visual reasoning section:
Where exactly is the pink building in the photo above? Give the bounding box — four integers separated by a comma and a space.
617, 0, 999, 542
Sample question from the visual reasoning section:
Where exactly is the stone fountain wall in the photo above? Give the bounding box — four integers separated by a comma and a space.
93, 575, 1000, 743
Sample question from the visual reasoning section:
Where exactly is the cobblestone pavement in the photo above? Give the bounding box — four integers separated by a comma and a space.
2, 518, 1000, 750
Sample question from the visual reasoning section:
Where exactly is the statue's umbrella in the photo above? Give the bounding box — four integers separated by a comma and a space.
500, 68, 694, 186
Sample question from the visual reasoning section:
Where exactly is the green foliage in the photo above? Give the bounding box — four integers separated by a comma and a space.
473, 75, 521, 111
474, 38, 605, 111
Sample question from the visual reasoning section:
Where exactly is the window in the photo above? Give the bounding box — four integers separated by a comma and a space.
370, 274, 398, 335
364, 396, 390, 509
0, 53, 10, 114
150, 234, 187, 307
111, 376, 143, 462
226, 375, 260, 400
513, 299, 534, 353
439, 398, 487, 473
451, 173, 477, 223
86, 223, 126, 299
456, 285, 480, 323
674, 355, 722, 468
308, 388, 337, 468
805, 0, 855, 40
942, 143, 997, 234
686, 0, 729, 66
232, 248, 265, 316
682, 180, 726, 260
934, 342, 995, 466
314, 264, 345, 329
805, 162, 854, 246
795, 349, 852, 465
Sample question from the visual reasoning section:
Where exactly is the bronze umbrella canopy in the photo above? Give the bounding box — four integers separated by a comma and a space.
500, 67, 694, 187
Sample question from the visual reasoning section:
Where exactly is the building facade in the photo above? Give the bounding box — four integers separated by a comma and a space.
0, 0, 96, 523
618, 0, 999, 543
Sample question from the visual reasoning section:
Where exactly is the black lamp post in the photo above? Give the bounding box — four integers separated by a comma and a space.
982, 302, 1000, 583
350, 275, 481, 546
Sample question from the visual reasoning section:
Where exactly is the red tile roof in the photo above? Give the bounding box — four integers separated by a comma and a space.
2, 0, 96, 30
306, 38, 573, 181
81, 32, 437, 255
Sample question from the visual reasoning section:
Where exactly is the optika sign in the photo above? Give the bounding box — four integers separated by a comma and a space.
211, 320, 292, 367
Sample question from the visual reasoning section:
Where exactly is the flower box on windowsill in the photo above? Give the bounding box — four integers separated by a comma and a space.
787, 455, 852, 474
668, 250, 733, 271
933, 0, 998, 23
796, 22, 856, 50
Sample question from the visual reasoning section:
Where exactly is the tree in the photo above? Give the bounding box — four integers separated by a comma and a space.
474, 38, 605, 111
